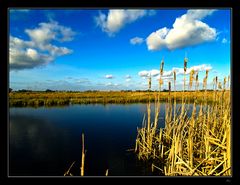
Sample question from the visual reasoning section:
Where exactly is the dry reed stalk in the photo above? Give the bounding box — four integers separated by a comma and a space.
227, 75, 230, 90
64, 161, 76, 176
168, 81, 171, 95
173, 70, 177, 122
148, 75, 152, 91
159, 78, 163, 91
160, 59, 164, 76
135, 57, 231, 177
80, 133, 85, 176
218, 82, 222, 90
223, 77, 227, 91
183, 57, 188, 92
195, 72, 199, 91
189, 69, 195, 91
105, 169, 109, 176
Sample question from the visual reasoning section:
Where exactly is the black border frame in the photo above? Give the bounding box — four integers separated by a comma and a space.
1, 0, 240, 184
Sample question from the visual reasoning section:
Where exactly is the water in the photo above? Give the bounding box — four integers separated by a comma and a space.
9, 103, 197, 176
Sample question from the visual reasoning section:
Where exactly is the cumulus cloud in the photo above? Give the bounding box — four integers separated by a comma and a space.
138, 69, 160, 78
95, 9, 155, 36
125, 75, 131, 79
25, 21, 75, 43
130, 37, 144, 45
139, 64, 212, 79
146, 9, 217, 51
222, 38, 227, 44
106, 82, 119, 86
173, 64, 212, 75
105, 74, 113, 79
138, 70, 151, 77
10, 21, 75, 70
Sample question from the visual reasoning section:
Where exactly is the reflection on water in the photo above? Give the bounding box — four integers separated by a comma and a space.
9, 103, 197, 176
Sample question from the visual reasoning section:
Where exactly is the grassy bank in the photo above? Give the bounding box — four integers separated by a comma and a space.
9, 91, 229, 107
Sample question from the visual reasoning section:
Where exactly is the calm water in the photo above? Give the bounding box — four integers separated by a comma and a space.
9, 103, 197, 176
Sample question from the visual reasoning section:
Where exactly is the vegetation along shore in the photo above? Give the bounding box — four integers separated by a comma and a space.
9, 90, 229, 107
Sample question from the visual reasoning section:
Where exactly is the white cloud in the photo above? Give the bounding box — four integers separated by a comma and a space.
138, 69, 160, 78
25, 21, 75, 44
139, 64, 212, 80
95, 9, 155, 36
105, 74, 113, 79
156, 76, 173, 81
26, 48, 38, 60
138, 70, 149, 77
130, 37, 144, 45
146, 9, 217, 51
9, 42, 53, 69
173, 64, 212, 75
106, 82, 118, 86
126, 78, 131, 82
222, 38, 227, 44
150, 69, 159, 77
10, 21, 75, 70
125, 75, 131, 79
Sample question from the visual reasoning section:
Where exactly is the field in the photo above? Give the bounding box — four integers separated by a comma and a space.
9, 90, 229, 107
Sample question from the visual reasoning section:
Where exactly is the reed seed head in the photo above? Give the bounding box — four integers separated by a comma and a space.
227, 75, 230, 88
218, 81, 222, 89
159, 78, 163, 86
223, 76, 227, 90
184, 57, 188, 72
206, 70, 209, 79
203, 77, 207, 89
160, 60, 164, 76
173, 70, 176, 82
189, 69, 195, 90
148, 75, 152, 90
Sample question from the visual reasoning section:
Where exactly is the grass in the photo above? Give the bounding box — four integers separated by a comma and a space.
135, 57, 231, 176
9, 90, 228, 107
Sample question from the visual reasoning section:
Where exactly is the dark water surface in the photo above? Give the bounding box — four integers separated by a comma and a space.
9, 103, 197, 176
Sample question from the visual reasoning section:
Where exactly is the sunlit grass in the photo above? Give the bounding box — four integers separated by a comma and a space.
9, 90, 227, 107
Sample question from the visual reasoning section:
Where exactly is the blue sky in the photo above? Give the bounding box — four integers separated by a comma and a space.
9, 9, 231, 91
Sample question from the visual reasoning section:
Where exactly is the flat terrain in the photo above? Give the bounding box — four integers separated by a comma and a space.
9, 90, 230, 107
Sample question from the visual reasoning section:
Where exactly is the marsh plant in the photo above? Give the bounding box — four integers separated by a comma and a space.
135, 57, 231, 176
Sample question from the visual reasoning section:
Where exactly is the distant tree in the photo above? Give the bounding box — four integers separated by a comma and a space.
18, 89, 31, 92
45, 89, 54, 92
9, 88, 12, 93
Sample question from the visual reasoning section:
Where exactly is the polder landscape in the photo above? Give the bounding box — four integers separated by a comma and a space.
9, 9, 231, 176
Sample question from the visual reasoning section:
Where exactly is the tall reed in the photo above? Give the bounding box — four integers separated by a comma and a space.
135, 56, 231, 176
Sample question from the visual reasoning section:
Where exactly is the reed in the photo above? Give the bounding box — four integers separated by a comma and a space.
135, 56, 231, 176
64, 133, 110, 176
80, 133, 85, 176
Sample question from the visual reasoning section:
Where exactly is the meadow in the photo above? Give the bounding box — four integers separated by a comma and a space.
9, 90, 228, 107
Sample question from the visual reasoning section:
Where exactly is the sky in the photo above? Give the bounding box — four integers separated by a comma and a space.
9, 9, 231, 91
